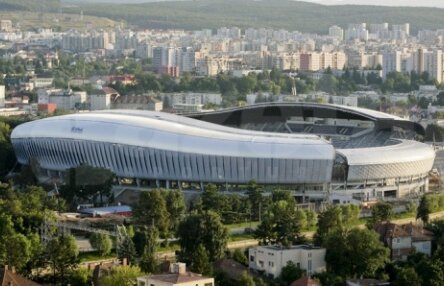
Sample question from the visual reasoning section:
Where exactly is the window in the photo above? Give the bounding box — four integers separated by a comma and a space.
204, 283, 213, 286
138, 282, 146, 286
396, 238, 400, 243
308, 252, 312, 258
259, 260, 264, 267
308, 260, 312, 271
250, 255, 255, 262
268, 261, 274, 267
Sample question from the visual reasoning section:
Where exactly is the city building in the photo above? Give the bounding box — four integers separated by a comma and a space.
89, 87, 120, 111
137, 263, 214, 286
37, 89, 87, 110
248, 245, 326, 278
113, 95, 163, 111
328, 25, 344, 41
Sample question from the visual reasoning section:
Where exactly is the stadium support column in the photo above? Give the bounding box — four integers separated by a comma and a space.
156, 180, 160, 188
200, 182, 204, 191
166, 180, 170, 189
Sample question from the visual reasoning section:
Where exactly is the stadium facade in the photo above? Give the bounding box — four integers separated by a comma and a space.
11, 103, 436, 203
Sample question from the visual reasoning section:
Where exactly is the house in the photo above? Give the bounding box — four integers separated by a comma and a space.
109, 75, 136, 86
89, 87, 120, 111
37, 88, 87, 110
113, 95, 163, 111
374, 222, 433, 261
137, 263, 214, 286
0, 266, 41, 286
290, 276, 320, 286
248, 245, 326, 278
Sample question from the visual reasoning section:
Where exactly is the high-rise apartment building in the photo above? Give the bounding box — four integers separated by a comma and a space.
383, 51, 402, 79
328, 25, 344, 41
345, 23, 368, 42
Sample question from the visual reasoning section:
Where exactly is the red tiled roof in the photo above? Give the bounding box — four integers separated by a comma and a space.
0, 268, 41, 286
290, 276, 320, 286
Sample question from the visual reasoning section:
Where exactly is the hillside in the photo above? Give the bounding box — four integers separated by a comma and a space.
0, 0, 60, 11
0, 11, 117, 31
64, 0, 444, 34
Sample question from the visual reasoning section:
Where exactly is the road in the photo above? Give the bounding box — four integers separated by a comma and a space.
77, 211, 444, 262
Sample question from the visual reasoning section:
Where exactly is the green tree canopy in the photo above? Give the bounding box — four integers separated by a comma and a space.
138, 226, 159, 274
134, 190, 170, 236
89, 233, 112, 257
100, 265, 142, 286
325, 228, 389, 278
367, 201, 393, 229
45, 234, 79, 284
417, 195, 432, 224
189, 244, 212, 276
392, 267, 421, 286
177, 211, 228, 263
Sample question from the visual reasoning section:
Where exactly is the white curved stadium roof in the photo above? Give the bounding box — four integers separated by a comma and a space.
12, 110, 335, 160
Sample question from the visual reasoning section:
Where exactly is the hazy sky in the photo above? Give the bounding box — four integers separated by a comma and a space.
304, 0, 444, 8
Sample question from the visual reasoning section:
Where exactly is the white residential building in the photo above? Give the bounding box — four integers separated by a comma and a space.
383, 51, 402, 79
37, 88, 87, 110
248, 245, 326, 278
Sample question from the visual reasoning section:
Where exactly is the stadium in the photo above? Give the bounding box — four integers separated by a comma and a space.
11, 103, 436, 204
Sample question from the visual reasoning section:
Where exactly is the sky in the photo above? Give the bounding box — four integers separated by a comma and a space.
303, 0, 444, 8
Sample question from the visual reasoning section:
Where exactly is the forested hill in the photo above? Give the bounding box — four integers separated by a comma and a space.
64, 0, 444, 34
0, 0, 60, 11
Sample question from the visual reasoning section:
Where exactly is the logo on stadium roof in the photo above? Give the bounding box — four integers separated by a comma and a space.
71, 127, 83, 134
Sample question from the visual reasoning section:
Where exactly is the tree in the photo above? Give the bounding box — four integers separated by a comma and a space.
325, 228, 389, 278
417, 195, 432, 224
117, 226, 137, 265
189, 244, 212, 275
279, 261, 304, 285
134, 190, 170, 236
60, 165, 114, 206
68, 268, 93, 286
232, 249, 248, 266
238, 271, 256, 286
201, 184, 227, 215
89, 233, 112, 257
254, 198, 303, 247
317, 74, 338, 94
45, 234, 79, 284
346, 228, 389, 277
367, 201, 393, 229
392, 267, 421, 286
164, 190, 186, 233
246, 180, 264, 221
313, 205, 343, 246
138, 226, 159, 274
177, 211, 228, 263
100, 265, 142, 286
415, 259, 444, 286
